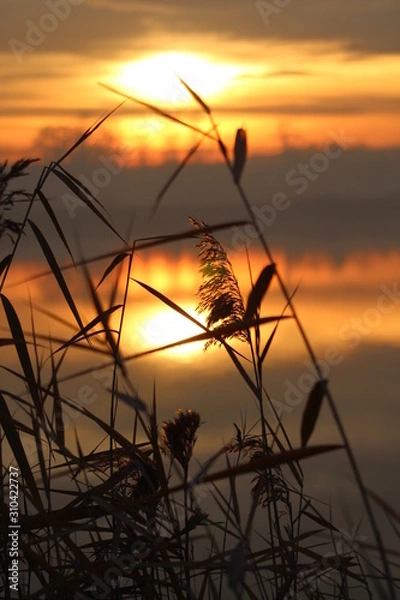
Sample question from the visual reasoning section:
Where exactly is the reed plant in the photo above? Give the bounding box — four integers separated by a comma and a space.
0, 81, 398, 600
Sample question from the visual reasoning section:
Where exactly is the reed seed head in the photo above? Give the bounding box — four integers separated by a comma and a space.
161, 409, 201, 470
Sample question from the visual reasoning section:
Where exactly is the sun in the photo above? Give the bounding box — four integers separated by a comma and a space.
114, 51, 238, 105
127, 305, 207, 360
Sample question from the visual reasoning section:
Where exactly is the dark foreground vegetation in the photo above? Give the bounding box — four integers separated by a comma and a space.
0, 82, 398, 599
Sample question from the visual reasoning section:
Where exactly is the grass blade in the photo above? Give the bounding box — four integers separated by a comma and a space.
169, 445, 343, 491
51, 166, 127, 245
106, 387, 147, 413
152, 130, 212, 215
0, 254, 12, 278
98, 81, 218, 140
51, 353, 65, 448
28, 219, 85, 331
173, 73, 211, 115
0, 391, 43, 510
0, 337, 20, 347
55, 304, 122, 352
301, 379, 327, 447
132, 278, 208, 332
233, 128, 247, 184
245, 263, 276, 320
56, 100, 127, 164
96, 252, 130, 289
0, 294, 42, 414
37, 190, 74, 261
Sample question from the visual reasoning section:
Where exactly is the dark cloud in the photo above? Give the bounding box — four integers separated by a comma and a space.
252, 0, 400, 55
1, 0, 399, 60
2, 95, 399, 117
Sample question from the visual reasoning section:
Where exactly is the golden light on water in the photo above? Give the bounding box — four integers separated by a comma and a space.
122, 248, 400, 362
126, 304, 206, 359
5, 249, 400, 364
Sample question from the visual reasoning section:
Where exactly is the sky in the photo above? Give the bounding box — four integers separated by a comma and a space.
1, 0, 400, 536
1, 0, 400, 159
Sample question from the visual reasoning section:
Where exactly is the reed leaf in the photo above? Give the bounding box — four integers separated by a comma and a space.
96, 252, 130, 289
55, 100, 127, 164
0, 391, 43, 511
0, 254, 12, 277
106, 387, 146, 413
37, 190, 74, 261
51, 165, 126, 245
1, 294, 42, 414
169, 445, 343, 491
301, 379, 327, 447
152, 130, 212, 215
233, 128, 247, 184
28, 219, 85, 331
245, 263, 276, 321
98, 81, 218, 141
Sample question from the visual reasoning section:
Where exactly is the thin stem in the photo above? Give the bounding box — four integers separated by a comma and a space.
206, 112, 393, 597
233, 176, 395, 600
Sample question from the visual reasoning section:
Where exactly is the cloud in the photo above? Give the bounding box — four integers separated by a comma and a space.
2, 95, 400, 118
265, 70, 315, 78
1, 0, 399, 60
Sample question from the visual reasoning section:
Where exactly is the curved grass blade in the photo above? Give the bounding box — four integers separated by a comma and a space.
51, 166, 127, 245
0, 391, 44, 511
124, 315, 289, 365
215, 314, 291, 340
96, 252, 130, 289
56, 100, 127, 165
28, 219, 85, 331
8, 221, 249, 290
0, 254, 12, 278
1, 294, 42, 414
301, 379, 327, 447
168, 445, 343, 491
259, 285, 298, 366
152, 130, 212, 216
173, 73, 211, 115
303, 509, 339, 533
37, 190, 74, 262
98, 81, 218, 141
81, 258, 125, 375
56, 305, 122, 352
53, 163, 106, 210
106, 388, 146, 413
132, 278, 208, 332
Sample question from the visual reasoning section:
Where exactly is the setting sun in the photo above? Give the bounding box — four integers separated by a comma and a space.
114, 52, 239, 105
126, 304, 207, 359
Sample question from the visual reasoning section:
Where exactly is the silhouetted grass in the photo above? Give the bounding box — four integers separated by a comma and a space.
0, 82, 398, 600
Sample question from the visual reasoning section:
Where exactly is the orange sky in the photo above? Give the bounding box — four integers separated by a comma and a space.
2, 3, 400, 163
3, 48, 400, 162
